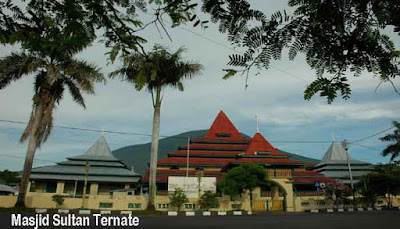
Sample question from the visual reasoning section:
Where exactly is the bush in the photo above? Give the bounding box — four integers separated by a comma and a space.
169, 188, 188, 211
52, 195, 65, 208
198, 190, 219, 210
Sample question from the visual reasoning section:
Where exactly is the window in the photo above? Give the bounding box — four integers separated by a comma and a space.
75, 182, 91, 196
184, 204, 195, 209
128, 203, 142, 209
110, 184, 125, 192
99, 203, 113, 208
63, 182, 75, 195
301, 202, 310, 207
232, 204, 241, 209
156, 204, 169, 209
45, 182, 57, 193
29, 181, 36, 192
216, 133, 231, 137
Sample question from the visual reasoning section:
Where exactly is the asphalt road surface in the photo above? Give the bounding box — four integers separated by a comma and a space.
1, 211, 399, 229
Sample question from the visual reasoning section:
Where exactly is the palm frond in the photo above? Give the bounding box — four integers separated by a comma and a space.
64, 59, 104, 94
0, 52, 45, 89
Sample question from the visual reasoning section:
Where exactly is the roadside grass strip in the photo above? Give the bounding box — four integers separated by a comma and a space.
58, 209, 69, 214
217, 211, 227, 216
167, 211, 178, 216
185, 212, 195, 216
120, 211, 132, 215
233, 211, 242, 216
100, 210, 111, 215
203, 211, 211, 216
35, 209, 47, 214
79, 210, 91, 215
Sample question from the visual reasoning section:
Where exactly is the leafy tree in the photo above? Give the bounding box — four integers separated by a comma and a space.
363, 163, 400, 208
0, 170, 19, 185
324, 179, 352, 207
198, 190, 219, 211
0, 0, 208, 59
380, 121, 400, 161
357, 174, 380, 207
169, 188, 188, 211
109, 45, 202, 209
218, 164, 268, 203
52, 195, 65, 208
356, 164, 400, 208
201, 0, 400, 103
0, 4, 104, 207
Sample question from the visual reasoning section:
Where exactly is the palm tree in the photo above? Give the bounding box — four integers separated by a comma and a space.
380, 121, 400, 161
0, 2, 105, 207
110, 45, 202, 209
0, 52, 103, 206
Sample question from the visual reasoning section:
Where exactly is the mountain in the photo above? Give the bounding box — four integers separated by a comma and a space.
112, 130, 320, 175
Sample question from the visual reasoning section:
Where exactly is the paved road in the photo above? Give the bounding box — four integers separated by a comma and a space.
1, 211, 399, 229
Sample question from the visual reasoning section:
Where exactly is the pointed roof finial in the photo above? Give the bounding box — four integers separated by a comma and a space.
255, 114, 260, 133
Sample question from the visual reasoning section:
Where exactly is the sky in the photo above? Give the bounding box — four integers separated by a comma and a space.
0, 1, 399, 171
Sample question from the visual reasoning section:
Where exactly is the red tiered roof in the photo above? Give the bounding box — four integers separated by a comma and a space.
142, 174, 223, 182
292, 170, 334, 184
292, 176, 333, 184
181, 143, 248, 150
246, 133, 281, 155
157, 157, 305, 166
146, 169, 223, 176
169, 150, 242, 156
292, 171, 323, 176
145, 110, 327, 186
158, 157, 234, 166
202, 111, 249, 141
142, 169, 224, 182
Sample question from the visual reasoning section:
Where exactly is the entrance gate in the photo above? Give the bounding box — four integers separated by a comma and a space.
252, 200, 266, 211
271, 200, 284, 211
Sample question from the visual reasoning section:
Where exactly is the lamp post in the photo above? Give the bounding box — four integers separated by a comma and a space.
197, 169, 203, 200
81, 162, 90, 209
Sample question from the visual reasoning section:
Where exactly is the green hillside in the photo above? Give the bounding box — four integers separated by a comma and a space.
112, 130, 320, 175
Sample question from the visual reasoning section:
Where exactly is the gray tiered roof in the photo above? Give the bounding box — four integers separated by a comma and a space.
313, 141, 372, 183
30, 136, 141, 183
315, 140, 369, 167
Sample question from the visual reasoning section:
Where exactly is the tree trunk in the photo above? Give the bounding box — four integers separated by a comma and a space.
148, 86, 162, 210
15, 101, 44, 207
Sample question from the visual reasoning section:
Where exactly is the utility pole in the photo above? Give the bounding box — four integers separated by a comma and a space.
342, 139, 356, 206
81, 162, 90, 209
